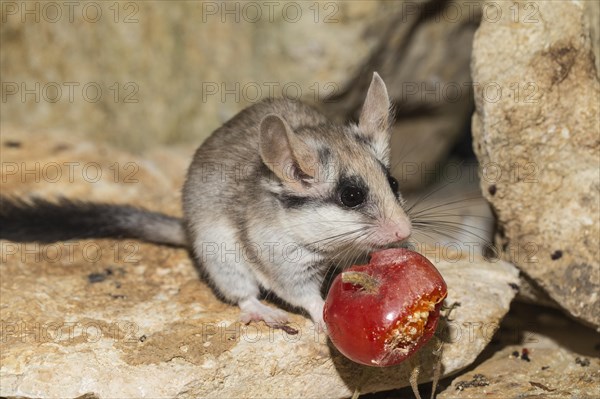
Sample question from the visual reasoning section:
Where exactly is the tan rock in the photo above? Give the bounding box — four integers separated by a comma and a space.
1, 1, 485, 193
471, 0, 600, 328
0, 1, 391, 151
0, 244, 520, 398
442, 346, 599, 398
439, 304, 600, 398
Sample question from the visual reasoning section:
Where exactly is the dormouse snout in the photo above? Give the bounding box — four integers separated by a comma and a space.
379, 212, 412, 243
372, 174, 412, 245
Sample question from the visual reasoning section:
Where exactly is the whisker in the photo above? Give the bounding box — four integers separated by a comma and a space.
409, 229, 438, 245
412, 219, 492, 234
413, 223, 493, 246
414, 212, 493, 220
390, 136, 433, 172
304, 226, 370, 249
284, 219, 378, 229
408, 196, 486, 218
405, 180, 458, 214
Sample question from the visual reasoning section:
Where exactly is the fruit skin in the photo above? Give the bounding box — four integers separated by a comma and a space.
323, 248, 447, 367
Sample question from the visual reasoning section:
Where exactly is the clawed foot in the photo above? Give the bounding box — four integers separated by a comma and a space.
238, 297, 326, 336
239, 297, 289, 327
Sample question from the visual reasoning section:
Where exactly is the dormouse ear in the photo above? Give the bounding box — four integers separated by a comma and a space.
358, 72, 392, 145
259, 114, 319, 190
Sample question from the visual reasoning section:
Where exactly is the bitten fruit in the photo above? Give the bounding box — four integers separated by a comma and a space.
324, 248, 447, 367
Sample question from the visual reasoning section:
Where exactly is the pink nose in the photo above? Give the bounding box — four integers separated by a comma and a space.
394, 225, 411, 241
380, 218, 412, 244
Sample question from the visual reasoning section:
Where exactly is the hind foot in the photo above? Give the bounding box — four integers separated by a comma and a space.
238, 297, 289, 327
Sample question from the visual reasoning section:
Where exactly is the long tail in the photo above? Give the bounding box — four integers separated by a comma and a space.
0, 196, 187, 247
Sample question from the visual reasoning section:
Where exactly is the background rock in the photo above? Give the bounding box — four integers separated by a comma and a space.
471, 0, 600, 328
0, 1, 390, 150
0, 129, 520, 398
439, 303, 600, 398
323, 0, 481, 191
583, 0, 600, 75
0, 0, 481, 192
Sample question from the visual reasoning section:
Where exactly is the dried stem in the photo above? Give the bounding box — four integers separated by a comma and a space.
341, 271, 380, 293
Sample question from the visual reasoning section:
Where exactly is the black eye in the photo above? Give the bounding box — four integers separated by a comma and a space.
388, 175, 399, 195
340, 186, 366, 208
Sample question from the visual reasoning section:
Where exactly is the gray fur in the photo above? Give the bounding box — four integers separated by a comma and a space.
183, 73, 412, 326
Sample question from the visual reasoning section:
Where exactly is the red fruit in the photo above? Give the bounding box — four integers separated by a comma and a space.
323, 248, 447, 367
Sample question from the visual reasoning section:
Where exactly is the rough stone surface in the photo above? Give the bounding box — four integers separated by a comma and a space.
0, 1, 393, 150
1, 0, 482, 192
439, 303, 600, 398
583, 0, 600, 75
0, 130, 520, 398
471, 0, 600, 328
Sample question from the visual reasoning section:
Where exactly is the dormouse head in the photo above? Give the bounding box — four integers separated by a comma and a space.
259, 72, 411, 255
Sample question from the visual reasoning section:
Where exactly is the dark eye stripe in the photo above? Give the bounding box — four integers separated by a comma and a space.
375, 159, 399, 196
388, 175, 399, 196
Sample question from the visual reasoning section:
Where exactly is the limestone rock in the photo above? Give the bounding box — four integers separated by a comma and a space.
0, 126, 191, 215
0, 1, 393, 151
583, 0, 600, 75
439, 304, 600, 398
0, 247, 520, 398
471, 0, 600, 328
0, 129, 521, 398
0, 0, 483, 193
443, 347, 599, 398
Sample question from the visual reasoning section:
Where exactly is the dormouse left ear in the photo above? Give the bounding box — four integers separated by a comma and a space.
259, 114, 320, 192
358, 72, 392, 161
